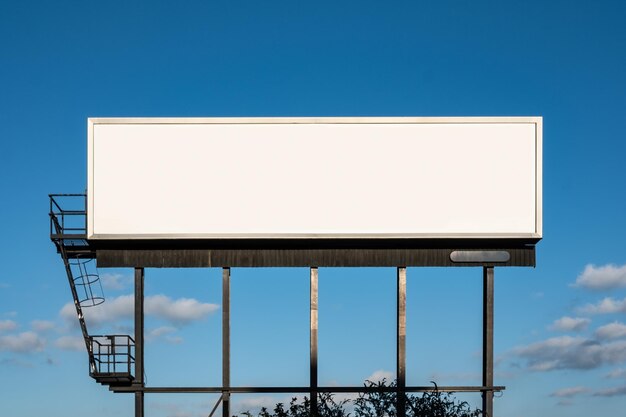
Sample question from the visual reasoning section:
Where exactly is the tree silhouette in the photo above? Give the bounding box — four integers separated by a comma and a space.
236, 379, 482, 417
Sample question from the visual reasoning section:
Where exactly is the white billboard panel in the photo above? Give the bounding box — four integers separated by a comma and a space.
87, 117, 542, 240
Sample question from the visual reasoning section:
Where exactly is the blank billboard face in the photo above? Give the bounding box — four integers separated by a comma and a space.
87, 117, 541, 241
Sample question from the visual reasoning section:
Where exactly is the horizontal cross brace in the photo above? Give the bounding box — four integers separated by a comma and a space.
111, 385, 505, 394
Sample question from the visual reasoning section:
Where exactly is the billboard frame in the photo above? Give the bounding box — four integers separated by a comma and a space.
87, 116, 542, 242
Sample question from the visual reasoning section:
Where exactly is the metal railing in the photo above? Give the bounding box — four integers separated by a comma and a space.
89, 335, 135, 377
49, 193, 87, 238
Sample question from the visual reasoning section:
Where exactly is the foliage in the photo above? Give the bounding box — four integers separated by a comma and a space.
355, 380, 482, 417
243, 394, 349, 417
353, 379, 397, 417
236, 379, 483, 417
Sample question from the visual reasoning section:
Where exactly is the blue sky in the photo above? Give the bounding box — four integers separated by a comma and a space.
1, 1, 625, 416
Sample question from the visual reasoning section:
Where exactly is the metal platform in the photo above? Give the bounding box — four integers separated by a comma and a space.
49, 194, 94, 258
90, 335, 135, 386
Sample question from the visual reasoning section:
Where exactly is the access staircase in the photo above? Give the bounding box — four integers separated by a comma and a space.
49, 194, 135, 387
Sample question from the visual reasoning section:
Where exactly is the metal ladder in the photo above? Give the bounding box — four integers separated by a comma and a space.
50, 194, 135, 386
56, 234, 98, 373
49, 199, 99, 373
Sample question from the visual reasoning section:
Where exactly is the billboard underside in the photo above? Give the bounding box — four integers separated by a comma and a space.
88, 118, 542, 241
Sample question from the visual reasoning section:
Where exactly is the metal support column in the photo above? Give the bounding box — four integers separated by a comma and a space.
397, 267, 407, 417
134, 267, 145, 417
310, 267, 319, 417
482, 267, 494, 417
222, 268, 231, 417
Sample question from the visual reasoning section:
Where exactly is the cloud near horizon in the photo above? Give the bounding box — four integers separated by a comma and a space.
55, 335, 86, 351
513, 336, 626, 371
0, 319, 18, 332
365, 369, 395, 383
146, 326, 183, 344
595, 322, 626, 340
31, 320, 55, 332
579, 297, 626, 315
145, 295, 219, 324
60, 294, 219, 327
573, 264, 626, 290
605, 368, 626, 379
549, 316, 591, 332
0, 331, 45, 353
100, 273, 132, 291
593, 385, 626, 397
550, 386, 590, 398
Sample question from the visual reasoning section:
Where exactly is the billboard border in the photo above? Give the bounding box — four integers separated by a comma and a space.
87, 116, 542, 242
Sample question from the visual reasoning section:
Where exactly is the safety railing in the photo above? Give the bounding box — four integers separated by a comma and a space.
49, 194, 87, 238
89, 335, 135, 378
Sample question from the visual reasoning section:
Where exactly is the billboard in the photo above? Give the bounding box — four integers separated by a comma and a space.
87, 117, 542, 241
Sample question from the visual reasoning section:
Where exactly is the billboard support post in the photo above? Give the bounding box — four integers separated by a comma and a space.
134, 267, 145, 417
482, 267, 494, 417
223, 268, 231, 417
397, 267, 407, 417
310, 267, 319, 416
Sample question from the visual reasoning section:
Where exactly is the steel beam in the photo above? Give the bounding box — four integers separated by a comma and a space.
134, 267, 145, 417
223, 268, 231, 417
482, 267, 494, 417
310, 267, 319, 417
397, 267, 406, 417
111, 385, 505, 394
96, 245, 535, 268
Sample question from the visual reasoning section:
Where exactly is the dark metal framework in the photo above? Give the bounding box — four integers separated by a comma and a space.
93, 245, 535, 268
50, 194, 522, 417
90, 335, 136, 383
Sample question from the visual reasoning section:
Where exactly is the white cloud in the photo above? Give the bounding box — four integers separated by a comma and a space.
574, 264, 626, 290
0, 331, 45, 353
549, 317, 591, 332
365, 369, 395, 383
55, 335, 86, 351
579, 297, 626, 315
31, 320, 55, 332
60, 294, 219, 326
605, 368, 626, 379
550, 386, 590, 398
148, 326, 177, 338
146, 326, 183, 344
593, 385, 626, 397
100, 273, 132, 291
60, 294, 134, 326
145, 295, 219, 324
165, 336, 183, 344
0, 319, 17, 332
595, 322, 626, 340
513, 336, 626, 371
